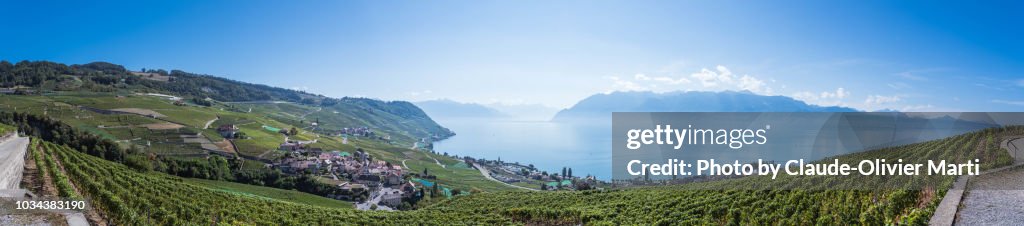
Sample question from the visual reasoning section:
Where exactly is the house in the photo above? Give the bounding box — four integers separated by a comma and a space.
217, 124, 239, 138
307, 148, 324, 154
400, 181, 417, 199
318, 152, 333, 160
379, 189, 403, 207
355, 173, 382, 189
281, 160, 319, 174
335, 182, 368, 201
385, 172, 403, 186
279, 142, 301, 151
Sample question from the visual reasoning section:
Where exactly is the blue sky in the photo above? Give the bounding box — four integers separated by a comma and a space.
2, 0, 1022, 111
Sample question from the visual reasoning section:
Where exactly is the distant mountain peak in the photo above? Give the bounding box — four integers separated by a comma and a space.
552, 90, 859, 121
415, 99, 507, 119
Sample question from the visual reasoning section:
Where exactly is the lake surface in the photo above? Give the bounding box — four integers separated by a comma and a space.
432, 112, 1012, 181
432, 118, 614, 179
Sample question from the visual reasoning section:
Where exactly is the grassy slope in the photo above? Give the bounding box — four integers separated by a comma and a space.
0, 122, 13, 134
185, 178, 354, 209
243, 100, 448, 146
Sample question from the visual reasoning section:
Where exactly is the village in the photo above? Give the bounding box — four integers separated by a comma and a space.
212, 119, 604, 211
273, 139, 418, 210
212, 122, 419, 210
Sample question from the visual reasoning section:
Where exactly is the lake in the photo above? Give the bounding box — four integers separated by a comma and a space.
431, 118, 614, 180
431, 112, 1014, 181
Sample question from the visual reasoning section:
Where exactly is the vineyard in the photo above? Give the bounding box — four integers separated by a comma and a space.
44, 139, 517, 225
432, 126, 1020, 225
35, 126, 1024, 225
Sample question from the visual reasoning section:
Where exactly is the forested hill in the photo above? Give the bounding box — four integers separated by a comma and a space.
0, 60, 452, 142
1, 60, 327, 103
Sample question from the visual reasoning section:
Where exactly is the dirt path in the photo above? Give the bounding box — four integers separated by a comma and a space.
203, 116, 219, 129
19, 142, 41, 193
299, 107, 322, 119
44, 144, 107, 226
32, 143, 58, 197
423, 152, 446, 168
253, 149, 274, 158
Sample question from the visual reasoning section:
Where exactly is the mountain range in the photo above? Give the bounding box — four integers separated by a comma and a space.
552, 90, 858, 121
415, 99, 559, 121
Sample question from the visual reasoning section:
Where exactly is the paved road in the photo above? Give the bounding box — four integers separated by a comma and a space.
950, 137, 1024, 225
0, 136, 29, 189
1001, 137, 1024, 162
956, 168, 1024, 225
355, 188, 395, 211
472, 163, 538, 191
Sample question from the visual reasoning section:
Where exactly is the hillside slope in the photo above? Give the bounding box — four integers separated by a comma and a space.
0, 60, 451, 143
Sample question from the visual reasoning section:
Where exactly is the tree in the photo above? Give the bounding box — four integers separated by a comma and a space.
289, 127, 299, 136
125, 154, 152, 172
568, 168, 573, 178
562, 167, 567, 178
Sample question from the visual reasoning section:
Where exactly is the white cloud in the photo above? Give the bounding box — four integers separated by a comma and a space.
992, 99, 1024, 106
897, 72, 927, 81
690, 66, 735, 87
608, 76, 646, 92
864, 95, 901, 105
737, 75, 770, 94
409, 89, 433, 97
886, 82, 911, 90
900, 104, 935, 112
819, 87, 849, 99
608, 65, 775, 95
634, 74, 651, 81
653, 76, 691, 85
791, 87, 849, 106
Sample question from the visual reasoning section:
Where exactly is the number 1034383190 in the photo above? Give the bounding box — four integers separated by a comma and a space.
15, 200, 86, 210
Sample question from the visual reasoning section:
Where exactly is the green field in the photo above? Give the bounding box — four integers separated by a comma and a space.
185, 178, 353, 209
243, 100, 451, 145
0, 122, 13, 134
